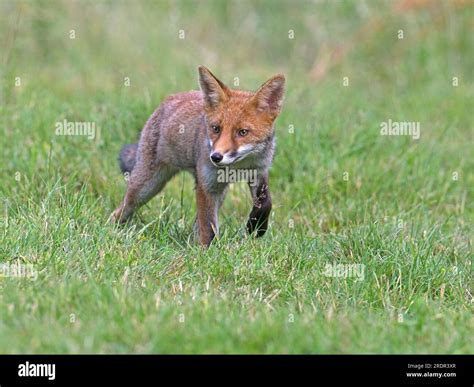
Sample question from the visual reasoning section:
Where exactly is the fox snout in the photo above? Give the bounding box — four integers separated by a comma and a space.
209, 150, 233, 166
209, 148, 246, 166
210, 152, 224, 164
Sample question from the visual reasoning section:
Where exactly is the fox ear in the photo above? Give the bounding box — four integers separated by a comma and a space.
250, 74, 285, 118
198, 66, 229, 110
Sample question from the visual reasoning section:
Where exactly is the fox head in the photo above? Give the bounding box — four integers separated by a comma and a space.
198, 66, 285, 166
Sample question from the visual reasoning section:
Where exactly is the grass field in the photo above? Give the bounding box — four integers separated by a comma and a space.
0, 0, 472, 353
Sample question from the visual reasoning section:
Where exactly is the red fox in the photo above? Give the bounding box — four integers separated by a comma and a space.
111, 66, 285, 246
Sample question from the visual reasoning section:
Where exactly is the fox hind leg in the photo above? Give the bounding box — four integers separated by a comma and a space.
111, 162, 177, 223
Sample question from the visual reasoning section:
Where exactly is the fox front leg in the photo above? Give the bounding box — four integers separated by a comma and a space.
193, 185, 228, 244
247, 173, 272, 237
195, 185, 220, 247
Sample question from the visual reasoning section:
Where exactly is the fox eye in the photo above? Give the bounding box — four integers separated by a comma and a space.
211, 125, 221, 134
238, 129, 249, 137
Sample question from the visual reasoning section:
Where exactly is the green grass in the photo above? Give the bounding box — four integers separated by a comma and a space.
0, 0, 472, 353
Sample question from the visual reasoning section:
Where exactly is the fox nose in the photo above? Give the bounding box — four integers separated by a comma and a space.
210, 152, 223, 163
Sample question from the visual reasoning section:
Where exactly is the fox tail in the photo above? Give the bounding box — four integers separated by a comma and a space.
118, 143, 138, 174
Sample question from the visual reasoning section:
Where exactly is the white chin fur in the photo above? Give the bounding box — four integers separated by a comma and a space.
219, 154, 238, 165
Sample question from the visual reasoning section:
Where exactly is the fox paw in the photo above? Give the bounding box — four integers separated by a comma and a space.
110, 208, 127, 224
247, 216, 269, 238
